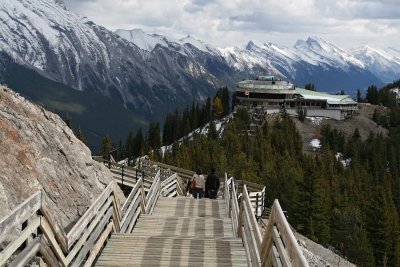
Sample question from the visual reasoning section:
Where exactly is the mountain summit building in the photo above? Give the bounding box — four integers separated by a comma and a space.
235, 75, 358, 120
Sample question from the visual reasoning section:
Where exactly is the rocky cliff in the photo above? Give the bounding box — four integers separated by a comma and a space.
0, 86, 123, 231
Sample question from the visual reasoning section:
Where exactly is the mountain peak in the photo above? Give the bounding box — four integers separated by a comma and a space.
294, 36, 332, 51
245, 40, 265, 50
179, 35, 213, 53
115, 28, 168, 51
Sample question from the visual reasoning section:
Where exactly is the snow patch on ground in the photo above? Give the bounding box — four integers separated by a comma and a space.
335, 152, 351, 167
307, 116, 328, 126
310, 139, 321, 149
160, 115, 232, 157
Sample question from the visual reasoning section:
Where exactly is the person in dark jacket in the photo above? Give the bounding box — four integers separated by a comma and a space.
205, 167, 220, 199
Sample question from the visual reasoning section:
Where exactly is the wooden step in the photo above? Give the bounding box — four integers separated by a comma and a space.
94, 196, 247, 267
152, 198, 226, 218
95, 235, 247, 267
134, 216, 233, 238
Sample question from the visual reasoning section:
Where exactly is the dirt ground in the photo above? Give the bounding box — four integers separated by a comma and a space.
291, 103, 389, 151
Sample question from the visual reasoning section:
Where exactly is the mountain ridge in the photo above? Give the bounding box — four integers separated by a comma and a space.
0, 0, 397, 148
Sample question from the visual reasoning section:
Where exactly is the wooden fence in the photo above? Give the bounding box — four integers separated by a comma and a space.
224, 176, 309, 267
0, 170, 179, 266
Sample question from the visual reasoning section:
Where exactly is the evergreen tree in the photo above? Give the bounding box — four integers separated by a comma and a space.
305, 83, 316, 91
100, 135, 113, 158
125, 130, 135, 159
208, 121, 218, 140
63, 113, 72, 129
296, 105, 307, 122
366, 85, 379, 104
213, 96, 224, 119
221, 87, 230, 116
357, 89, 362, 102
75, 127, 86, 144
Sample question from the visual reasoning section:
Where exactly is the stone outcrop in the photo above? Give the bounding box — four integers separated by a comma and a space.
0, 86, 124, 231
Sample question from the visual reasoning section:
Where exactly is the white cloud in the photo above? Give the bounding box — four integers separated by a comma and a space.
64, 0, 400, 49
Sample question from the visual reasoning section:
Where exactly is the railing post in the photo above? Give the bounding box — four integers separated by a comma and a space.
108, 160, 111, 169
237, 194, 244, 238
255, 193, 259, 221
228, 182, 233, 218
121, 165, 124, 185
135, 169, 138, 182
140, 179, 146, 214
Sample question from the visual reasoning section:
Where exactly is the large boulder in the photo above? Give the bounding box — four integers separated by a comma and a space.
0, 86, 124, 232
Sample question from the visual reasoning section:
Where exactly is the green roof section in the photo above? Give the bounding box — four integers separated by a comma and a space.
294, 88, 357, 104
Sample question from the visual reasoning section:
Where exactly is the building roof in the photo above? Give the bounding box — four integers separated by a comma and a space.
295, 88, 357, 105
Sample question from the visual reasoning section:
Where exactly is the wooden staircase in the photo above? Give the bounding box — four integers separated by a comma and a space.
95, 197, 248, 267
1, 158, 309, 266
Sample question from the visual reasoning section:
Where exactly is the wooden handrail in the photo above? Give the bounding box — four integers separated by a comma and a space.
225, 177, 309, 267
139, 159, 195, 180
0, 163, 169, 267
145, 170, 161, 214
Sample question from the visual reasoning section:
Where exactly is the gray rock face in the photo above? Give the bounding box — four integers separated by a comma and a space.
0, 86, 123, 231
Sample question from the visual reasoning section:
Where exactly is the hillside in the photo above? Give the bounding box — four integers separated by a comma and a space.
293, 104, 388, 151
0, 85, 124, 233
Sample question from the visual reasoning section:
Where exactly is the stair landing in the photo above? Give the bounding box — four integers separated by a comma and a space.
95, 197, 248, 266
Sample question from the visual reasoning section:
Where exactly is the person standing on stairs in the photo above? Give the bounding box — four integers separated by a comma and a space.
205, 167, 220, 199
188, 169, 205, 199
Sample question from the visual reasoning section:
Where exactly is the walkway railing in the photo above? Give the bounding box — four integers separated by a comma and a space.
225, 176, 309, 267
0, 169, 179, 266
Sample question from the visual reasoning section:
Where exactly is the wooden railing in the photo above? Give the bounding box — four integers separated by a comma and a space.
93, 158, 155, 189
225, 176, 309, 267
161, 173, 178, 197
138, 157, 195, 181
0, 169, 179, 266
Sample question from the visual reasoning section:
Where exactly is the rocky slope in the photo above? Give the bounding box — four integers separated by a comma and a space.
0, 85, 124, 231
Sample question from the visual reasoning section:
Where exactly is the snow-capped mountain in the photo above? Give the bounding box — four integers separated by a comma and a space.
294, 37, 365, 69
219, 37, 382, 93
0, 0, 395, 131
0, 0, 233, 120
351, 46, 400, 83
115, 29, 169, 52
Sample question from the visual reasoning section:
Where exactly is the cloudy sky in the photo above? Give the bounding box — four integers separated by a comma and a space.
65, 0, 400, 50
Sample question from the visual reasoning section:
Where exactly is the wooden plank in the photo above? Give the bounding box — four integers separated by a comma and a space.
161, 173, 177, 187
65, 198, 113, 264
142, 159, 194, 178
272, 200, 308, 267
121, 177, 143, 214
40, 237, 60, 267
145, 173, 160, 214
71, 208, 113, 266
243, 185, 262, 249
111, 190, 121, 232
0, 191, 41, 244
161, 183, 176, 197
241, 225, 253, 267
148, 188, 160, 215
271, 245, 284, 267
243, 204, 261, 266
0, 216, 40, 266
40, 216, 68, 266
83, 221, 114, 267
39, 205, 69, 253
261, 204, 277, 267
126, 207, 141, 233
7, 236, 41, 267
120, 191, 141, 233
67, 182, 113, 249
272, 226, 292, 267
